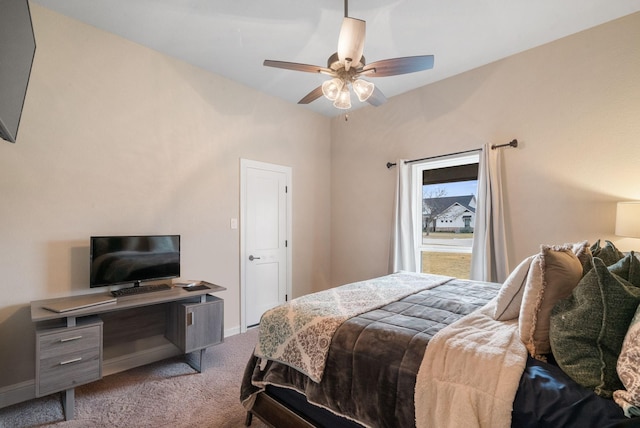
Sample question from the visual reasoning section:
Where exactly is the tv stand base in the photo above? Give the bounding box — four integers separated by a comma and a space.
31, 284, 225, 421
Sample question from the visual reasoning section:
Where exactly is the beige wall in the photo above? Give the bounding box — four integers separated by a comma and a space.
330, 12, 640, 286
0, 5, 331, 390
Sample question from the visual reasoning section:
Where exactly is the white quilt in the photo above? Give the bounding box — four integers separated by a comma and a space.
415, 298, 528, 428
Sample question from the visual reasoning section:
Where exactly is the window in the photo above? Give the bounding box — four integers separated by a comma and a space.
413, 153, 479, 279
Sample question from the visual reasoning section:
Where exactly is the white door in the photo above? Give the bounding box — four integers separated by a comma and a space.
241, 159, 291, 330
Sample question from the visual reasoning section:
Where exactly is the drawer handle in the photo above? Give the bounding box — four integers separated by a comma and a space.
60, 335, 82, 343
59, 357, 82, 365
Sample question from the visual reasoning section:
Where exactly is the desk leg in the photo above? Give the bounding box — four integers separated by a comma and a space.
185, 349, 206, 373
62, 388, 75, 420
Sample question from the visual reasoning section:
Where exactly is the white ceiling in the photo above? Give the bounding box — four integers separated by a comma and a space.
31, 0, 640, 117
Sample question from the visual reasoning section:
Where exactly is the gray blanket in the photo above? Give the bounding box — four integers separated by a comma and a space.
241, 278, 501, 428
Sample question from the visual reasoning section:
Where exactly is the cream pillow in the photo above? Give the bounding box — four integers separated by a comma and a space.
572, 240, 592, 274
493, 255, 535, 321
519, 244, 583, 358
614, 304, 640, 416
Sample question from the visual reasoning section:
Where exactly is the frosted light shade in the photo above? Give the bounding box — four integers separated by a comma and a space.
615, 202, 640, 238
322, 78, 343, 101
333, 86, 351, 109
352, 79, 374, 102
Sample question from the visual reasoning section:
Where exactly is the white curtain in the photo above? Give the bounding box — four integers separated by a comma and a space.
470, 143, 509, 282
389, 159, 418, 273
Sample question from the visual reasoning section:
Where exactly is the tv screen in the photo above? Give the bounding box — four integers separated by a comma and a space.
0, 0, 36, 143
90, 235, 180, 288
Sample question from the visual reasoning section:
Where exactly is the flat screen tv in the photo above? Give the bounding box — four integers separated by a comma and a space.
0, 0, 36, 143
90, 235, 181, 288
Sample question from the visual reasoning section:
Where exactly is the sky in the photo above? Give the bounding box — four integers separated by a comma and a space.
423, 180, 477, 198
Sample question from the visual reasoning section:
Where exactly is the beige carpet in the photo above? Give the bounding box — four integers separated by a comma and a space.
0, 328, 268, 428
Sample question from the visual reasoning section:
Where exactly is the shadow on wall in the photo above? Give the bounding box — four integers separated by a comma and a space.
46, 240, 90, 294
0, 306, 35, 395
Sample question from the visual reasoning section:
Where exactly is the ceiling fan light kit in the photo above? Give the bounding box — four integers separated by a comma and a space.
263, 0, 434, 111
334, 85, 352, 109
352, 78, 374, 102
322, 78, 344, 101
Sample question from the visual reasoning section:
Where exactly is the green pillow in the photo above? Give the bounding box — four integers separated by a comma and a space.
550, 253, 640, 397
590, 239, 625, 267
610, 251, 640, 282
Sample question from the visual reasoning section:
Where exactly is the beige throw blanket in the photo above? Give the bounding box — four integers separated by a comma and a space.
415, 298, 528, 428
255, 271, 452, 382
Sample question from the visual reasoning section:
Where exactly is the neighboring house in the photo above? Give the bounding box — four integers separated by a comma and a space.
423, 195, 476, 233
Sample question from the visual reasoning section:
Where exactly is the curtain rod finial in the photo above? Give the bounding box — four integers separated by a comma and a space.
386, 162, 396, 169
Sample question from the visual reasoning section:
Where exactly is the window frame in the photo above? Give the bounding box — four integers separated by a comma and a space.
412, 152, 480, 275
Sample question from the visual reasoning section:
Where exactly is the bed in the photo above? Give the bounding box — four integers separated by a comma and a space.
241, 241, 640, 428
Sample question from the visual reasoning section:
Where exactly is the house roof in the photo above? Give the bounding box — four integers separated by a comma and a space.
423, 195, 476, 216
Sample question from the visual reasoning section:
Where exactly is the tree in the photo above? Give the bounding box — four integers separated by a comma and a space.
422, 187, 447, 235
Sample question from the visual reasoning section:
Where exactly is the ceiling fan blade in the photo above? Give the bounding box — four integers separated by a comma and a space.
264, 60, 333, 75
361, 55, 434, 77
298, 86, 324, 104
366, 86, 387, 107
337, 17, 365, 70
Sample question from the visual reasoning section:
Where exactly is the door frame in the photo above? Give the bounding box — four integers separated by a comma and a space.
240, 159, 292, 333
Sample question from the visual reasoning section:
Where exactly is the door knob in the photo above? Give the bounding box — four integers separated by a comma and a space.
249, 255, 261, 261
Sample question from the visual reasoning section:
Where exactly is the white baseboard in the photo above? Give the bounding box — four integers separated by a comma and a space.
224, 325, 240, 337
1, 328, 243, 410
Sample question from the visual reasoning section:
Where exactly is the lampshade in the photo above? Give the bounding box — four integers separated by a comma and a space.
352, 79, 374, 102
333, 85, 351, 109
322, 78, 344, 101
615, 201, 640, 238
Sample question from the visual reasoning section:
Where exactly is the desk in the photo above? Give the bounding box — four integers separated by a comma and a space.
30, 283, 226, 420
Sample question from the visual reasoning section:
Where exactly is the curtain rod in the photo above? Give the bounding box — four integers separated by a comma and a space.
385, 139, 518, 169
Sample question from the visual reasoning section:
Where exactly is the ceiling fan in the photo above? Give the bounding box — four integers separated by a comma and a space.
263, 0, 434, 110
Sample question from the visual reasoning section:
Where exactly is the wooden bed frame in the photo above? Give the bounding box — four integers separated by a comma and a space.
245, 386, 365, 428
245, 391, 316, 428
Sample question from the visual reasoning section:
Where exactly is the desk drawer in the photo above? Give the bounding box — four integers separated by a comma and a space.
36, 321, 103, 397
38, 325, 101, 359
